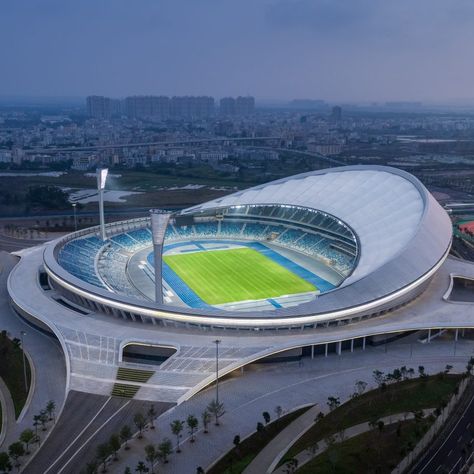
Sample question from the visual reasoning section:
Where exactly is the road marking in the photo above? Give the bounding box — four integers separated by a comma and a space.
448, 449, 453, 457
43, 397, 112, 474
467, 422, 472, 429
458, 435, 462, 443
449, 457, 462, 474
417, 394, 474, 473
56, 400, 131, 474
436, 466, 441, 472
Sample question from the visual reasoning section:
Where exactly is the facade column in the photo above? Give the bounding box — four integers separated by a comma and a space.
311, 345, 315, 359
362, 337, 366, 351
350, 339, 354, 353
455, 328, 459, 341
427, 328, 431, 343
325, 343, 328, 357
337, 341, 342, 356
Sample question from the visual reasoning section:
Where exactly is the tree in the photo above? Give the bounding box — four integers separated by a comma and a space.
157, 438, 172, 464
19, 429, 36, 455
187, 415, 199, 442
170, 420, 184, 453
274, 405, 283, 419
373, 370, 385, 388
445, 364, 453, 374
233, 435, 241, 455
355, 380, 367, 396
135, 461, 149, 473
109, 434, 121, 461
144, 445, 158, 474
124, 468, 132, 474
418, 366, 426, 378
0, 452, 12, 473
262, 411, 271, 424
7, 443, 24, 471
285, 458, 299, 474
202, 410, 211, 433
84, 461, 98, 474
120, 425, 132, 450
39, 410, 48, 431
327, 396, 340, 412
134, 413, 146, 439
46, 400, 56, 422
306, 441, 319, 458
256, 422, 265, 435
377, 420, 385, 433
207, 399, 225, 426
32, 415, 41, 437
96, 443, 111, 473
147, 405, 157, 430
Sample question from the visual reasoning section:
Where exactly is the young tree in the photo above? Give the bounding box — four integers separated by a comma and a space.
120, 425, 133, 450
135, 461, 149, 473
147, 405, 157, 430
39, 410, 49, 431
157, 438, 172, 464
187, 415, 199, 442
109, 434, 121, 461
124, 468, 132, 474
207, 399, 225, 426
170, 420, 184, 453
32, 415, 41, 437
202, 410, 211, 433
0, 452, 12, 473
355, 380, 367, 396
96, 442, 111, 473
7, 443, 25, 471
372, 370, 385, 388
19, 429, 36, 455
327, 396, 340, 412
262, 411, 271, 424
84, 460, 99, 474
418, 366, 426, 378
144, 445, 158, 474
274, 405, 283, 419
233, 435, 241, 456
46, 400, 56, 422
256, 422, 265, 435
284, 458, 299, 474
445, 364, 453, 374
133, 413, 147, 439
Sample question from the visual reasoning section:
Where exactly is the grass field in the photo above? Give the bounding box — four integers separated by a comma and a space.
163, 247, 317, 304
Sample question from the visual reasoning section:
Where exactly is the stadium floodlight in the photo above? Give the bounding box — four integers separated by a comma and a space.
97, 167, 109, 241
150, 209, 172, 304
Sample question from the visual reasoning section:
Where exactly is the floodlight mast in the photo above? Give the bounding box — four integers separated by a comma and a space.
97, 168, 108, 241
150, 210, 172, 304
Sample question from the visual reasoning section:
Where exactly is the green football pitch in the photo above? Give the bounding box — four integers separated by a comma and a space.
163, 247, 317, 305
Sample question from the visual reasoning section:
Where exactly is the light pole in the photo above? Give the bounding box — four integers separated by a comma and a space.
20, 331, 27, 394
72, 203, 77, 232
97, 167, 109, 241
214, 339, 221, 405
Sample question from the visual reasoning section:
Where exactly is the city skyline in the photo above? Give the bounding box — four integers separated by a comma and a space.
2, 0, 474, 102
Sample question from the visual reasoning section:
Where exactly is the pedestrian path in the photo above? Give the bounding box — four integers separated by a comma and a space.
0, 377, 16, 447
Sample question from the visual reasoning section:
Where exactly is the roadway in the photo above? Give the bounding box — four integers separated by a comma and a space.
23, 390, 172, 474
411, 382, 474, 474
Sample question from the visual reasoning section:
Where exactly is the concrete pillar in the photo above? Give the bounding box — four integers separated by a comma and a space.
428, 329, 431, 343
337, 341, 342, 356
455, 328, 459, 341
350, 339, 354, 353
362, 337, 366, 351
311, 345, 315, 359
325, 343, 328, 357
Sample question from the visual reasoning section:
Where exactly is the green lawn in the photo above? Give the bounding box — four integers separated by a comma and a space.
163, 247, 316, 304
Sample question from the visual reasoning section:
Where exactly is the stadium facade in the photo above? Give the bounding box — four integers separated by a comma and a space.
39, 165, 452, 330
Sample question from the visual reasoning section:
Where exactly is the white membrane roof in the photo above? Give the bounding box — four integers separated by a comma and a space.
186, 167, 426, 287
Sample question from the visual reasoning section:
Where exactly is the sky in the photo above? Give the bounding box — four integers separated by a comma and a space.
1, 0, 474, 102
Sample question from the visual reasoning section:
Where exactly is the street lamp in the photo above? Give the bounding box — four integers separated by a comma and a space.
214, 339, 221, 405
20, 331, 27, 394
97, 167, 109, 241
72, 203, 77, 232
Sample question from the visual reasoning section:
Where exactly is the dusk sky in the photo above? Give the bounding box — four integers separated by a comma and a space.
1, 0, 474, 102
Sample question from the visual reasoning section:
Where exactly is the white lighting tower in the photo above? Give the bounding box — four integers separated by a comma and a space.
97, 168, 108, 241
150, 210, 172, 304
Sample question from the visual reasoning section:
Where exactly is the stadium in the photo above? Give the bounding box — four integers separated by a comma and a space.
39, 164, 452, 330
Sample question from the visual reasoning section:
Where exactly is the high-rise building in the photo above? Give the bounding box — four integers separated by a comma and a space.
86, 96, 112, 119
220, 96, 255, 116
124, 96, 170, 120
331, 106, 342, 121
170, 96, 214, 119
235, 96, 255, 116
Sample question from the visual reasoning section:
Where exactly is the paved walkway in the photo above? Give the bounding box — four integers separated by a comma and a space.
0, 251, 67, 449
0, 377, 15, 447
243, 404, 320, 474
110, 341, 473, 474
270, 410, 433, 474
